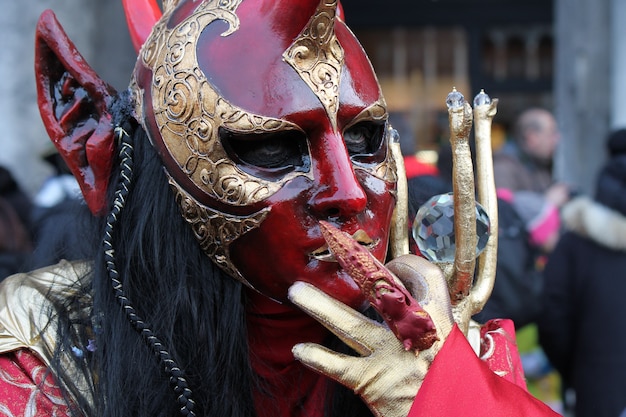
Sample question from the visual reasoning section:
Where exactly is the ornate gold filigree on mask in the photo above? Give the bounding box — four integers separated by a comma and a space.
348, 101, 397, 184
168, 175, 269, 287
283, 0, 343, 130
133, 0, 310, 207
131, 0, 398, 203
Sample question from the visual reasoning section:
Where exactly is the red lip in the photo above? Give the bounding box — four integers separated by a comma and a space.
309, 229, 379, 262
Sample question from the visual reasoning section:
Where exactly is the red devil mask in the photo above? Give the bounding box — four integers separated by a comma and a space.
36, 0, 403, 307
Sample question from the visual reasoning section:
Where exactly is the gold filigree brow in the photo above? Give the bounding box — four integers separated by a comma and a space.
282, 0, 343, 130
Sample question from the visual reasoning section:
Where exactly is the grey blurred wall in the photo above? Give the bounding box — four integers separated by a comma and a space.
2, 0, 625, 199
553, 0, 611, 196
552, 0, 626, 196
0, 0, 135, 196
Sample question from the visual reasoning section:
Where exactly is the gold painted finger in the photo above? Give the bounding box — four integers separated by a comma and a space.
292, 342, 364, 387
288, 281, 386, 354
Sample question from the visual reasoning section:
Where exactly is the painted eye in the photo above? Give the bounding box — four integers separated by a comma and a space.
344, 121, 386, 162
220, 128, 310, 179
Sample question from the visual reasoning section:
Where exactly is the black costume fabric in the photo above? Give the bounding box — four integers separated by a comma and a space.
538, 129, 626, 417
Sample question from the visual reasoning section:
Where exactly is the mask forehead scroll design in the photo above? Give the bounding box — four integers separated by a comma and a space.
283, 0, 343, 130
133, 0, 309, 208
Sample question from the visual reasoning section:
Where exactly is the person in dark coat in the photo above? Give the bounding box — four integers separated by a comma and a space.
474, 188, 560, 328
493, 108, 572, 208
538, 128, 626, 417
0, 166, 33, 277
29, 150, 88, 269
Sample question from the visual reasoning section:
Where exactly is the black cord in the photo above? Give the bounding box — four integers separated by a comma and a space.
102, 126, 196, 417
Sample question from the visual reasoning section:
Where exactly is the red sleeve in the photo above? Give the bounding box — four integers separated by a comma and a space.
407, 325, 561, 417
0, 349, 72, 416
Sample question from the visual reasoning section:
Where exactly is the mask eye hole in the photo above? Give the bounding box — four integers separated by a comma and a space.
344, 121, 386, 163
220, 128, 310, 180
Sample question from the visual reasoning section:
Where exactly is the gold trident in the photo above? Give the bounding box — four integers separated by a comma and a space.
389, 88, 498, 337
443, 88, 499, 335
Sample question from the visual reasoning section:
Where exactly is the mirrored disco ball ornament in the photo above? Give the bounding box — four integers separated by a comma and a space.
412, 193, 490, 262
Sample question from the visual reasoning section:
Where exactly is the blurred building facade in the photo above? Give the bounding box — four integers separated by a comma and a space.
343, 0, 554, 156
343, 0, 621, 196
0, 0, 622, 197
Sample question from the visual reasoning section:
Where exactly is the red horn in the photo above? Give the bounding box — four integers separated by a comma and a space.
337, 1, 345, 21
122, 0, 162, 52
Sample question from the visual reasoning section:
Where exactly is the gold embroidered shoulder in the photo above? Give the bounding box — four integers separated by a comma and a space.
0, 259, 93, 408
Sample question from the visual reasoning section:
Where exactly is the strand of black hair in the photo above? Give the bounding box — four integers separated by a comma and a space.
103, 126, 198, 416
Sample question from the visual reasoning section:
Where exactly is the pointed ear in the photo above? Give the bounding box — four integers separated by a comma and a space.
35, 9, 118, 216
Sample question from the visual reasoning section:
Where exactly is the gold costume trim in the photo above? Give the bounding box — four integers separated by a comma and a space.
0, 260, 93, 408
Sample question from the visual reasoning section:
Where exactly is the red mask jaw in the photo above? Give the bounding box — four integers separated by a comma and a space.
226, 156, 397, 307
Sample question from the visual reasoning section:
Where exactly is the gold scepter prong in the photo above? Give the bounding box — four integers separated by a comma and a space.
471, 90, 499, 314
441, 88, 499, 335
389, 126, 410, 259
404, 88, 499, 337
447, 90, 476, 301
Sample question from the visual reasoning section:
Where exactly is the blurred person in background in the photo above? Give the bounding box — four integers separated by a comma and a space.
493, 108, 572, 209
539, 128, 626, 417
475, 188, 560, 326
29, 149, 87, 269
0, 166, 33, 278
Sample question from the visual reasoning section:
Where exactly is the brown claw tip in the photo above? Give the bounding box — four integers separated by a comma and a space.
411, 331, 439, 351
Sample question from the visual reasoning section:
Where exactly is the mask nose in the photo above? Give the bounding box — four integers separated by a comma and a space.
307, 133, 367, 219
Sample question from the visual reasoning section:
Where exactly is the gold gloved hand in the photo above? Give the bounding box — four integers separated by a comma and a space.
288, 254, 454, 417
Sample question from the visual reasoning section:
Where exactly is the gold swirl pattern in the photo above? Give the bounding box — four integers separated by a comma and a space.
372, 150, 398, 186
169, 176, 269, 286
135, 0, 309, 207
283, 0, 343, 130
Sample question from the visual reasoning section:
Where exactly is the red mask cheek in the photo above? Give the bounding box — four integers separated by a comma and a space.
228, 172, 396, 308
